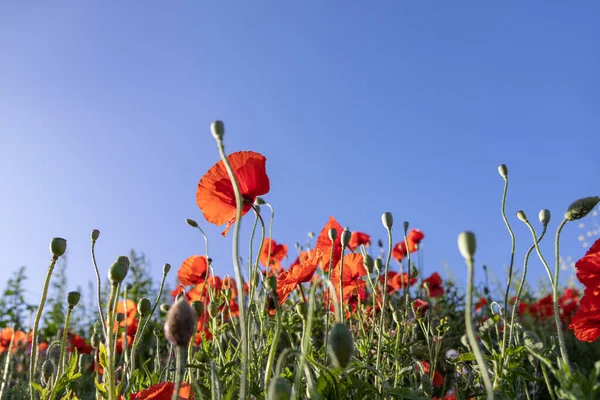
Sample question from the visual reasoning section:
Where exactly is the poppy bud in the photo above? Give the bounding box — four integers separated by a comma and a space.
403, 221, 409, 232
363, 254, 374, 273
211, 120, 225, 140
378, 239, 383, 248
255, 197, 266, 205
341, 229, 351, 247
374, 258, 383, 273
91, 332, 100, 349
41, 359, 54, 386
267, 276, 277, 291
308, 232, 315, 238
163, 263, 171, 274
328, 228, 338, 242
109, 256, 130, 284
91, 229, 100, 241
457, 231, 477, 261
191, 300, 204, 316
295, 302, 308, 319
164, 296, 197, 346
381, 212, 393, 229
160, 304, 170, 314
267, 377, 292, 400
115, 313, 125, 323
50, 237, 67, 258
539, 209, 551, 226
138, 298, 152, 316
411, 265, 419, 278
328, 323, 353, 369
67, 291, 81, 308
185, 218, 198, 228
565, 196, 600, 221
392, 311, 402, 325
208, 302, 219, 318
498, 164, 508, 179
516, 210, 527, 222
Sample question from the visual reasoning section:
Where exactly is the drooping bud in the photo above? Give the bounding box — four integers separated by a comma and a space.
67, 291, 81, 308
363, 254, 374, 273
328, 323, 354, 369
538, 209, 551, 226
222, 288, 232, 301
516, 210, 527, 222
565, 196, 600, 221
91, 332, 100, 349
137, 298, 152, 316
457, 231, 477, 261
208, 302, 219, 318
108, 256, 130, 284
255, 197, 266, 205
374, 258, 383, 273
328, 228, 338, 242
210, 120, 225, 140
159, 304, 170, 314
340, 228, 351, 247
498, 164, 508, 179
185, 218, 198, 228
50, 237, 67, 258
191, 300, 204, 316
267, 377, 292, 400
163, 263, 171, 274
164, 297, 197, 346
392, 311, 402, 325
381, 212, 393, 229
91, 229, 100, 241
41, 359, 54, 386
410, 265, 419, 278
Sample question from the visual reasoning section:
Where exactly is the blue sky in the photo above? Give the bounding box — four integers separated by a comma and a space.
1, 2, 599, 306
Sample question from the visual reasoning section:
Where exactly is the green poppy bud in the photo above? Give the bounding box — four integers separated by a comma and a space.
267, 377, 292, 400
163, 263, 171, 274
457, 231, 477, 261
328, 228, 338, 242
91, 332, 100, 349
498, 164, 508, 179
108, 256, 130, 284
191, 300, 204, 316
328, 323, 354, 369
255, 197, 266, 205
208, 302, 219, 318
164, 297, 197, 346
516, 210, 527, 222
137, 298, 152, 316
211, 120, 225, 140
565, 196, 600, 221
41, 359, 54, 386
381, 212, 393, 229
267, 276, 277, 291
363, 254, 374, 273
50, 237, 67, 258
185, 218, 198, 228
67, 291, 81, 308
115, 313, 125, 323
539, 209, 551, 226
341, 228, 351, 247
374, 258, 383, 273
160, 304, 170, 314
295, 302, 308, 319
91, 229, 100, 241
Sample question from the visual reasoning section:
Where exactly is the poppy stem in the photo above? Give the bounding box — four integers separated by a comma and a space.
213, 135, 248, 400
338, 247, 346, 323
0, 326, 16, 399
323, 238, 336, 362
553, 218, 571, 373
499, 173, 516, 362
375, 226, 393, 390
91, 237, 107, 343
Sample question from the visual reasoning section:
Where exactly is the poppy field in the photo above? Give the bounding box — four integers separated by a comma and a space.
2, 120, 600, 400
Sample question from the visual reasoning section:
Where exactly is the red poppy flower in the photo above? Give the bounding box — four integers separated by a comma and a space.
392, 229, 425, 261
129, 381, 193, 399
413, 298, 429, 317
314, 216, 344, 272
276, 249, 323, 304
348, 232, 371, 251
529, 294, 554, 319
260, 238, 288, 273
576, 238, 600, 295
379, 271, 416, 293
418, 360, 444, 387
422, 272, 444, 298
330, 253, 368, 302
569, 292, 600, 342
475, 297, 488, 312
196, 151, 270, 236
178, 255, 209, 287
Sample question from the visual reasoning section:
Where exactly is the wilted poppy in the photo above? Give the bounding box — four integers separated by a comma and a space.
196, 151, 270, 236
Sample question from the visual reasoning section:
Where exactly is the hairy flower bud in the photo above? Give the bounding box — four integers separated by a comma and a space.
91, 332, 100, 349
565, 196, 600, 221
108, 256, 130, 284
78, 353, 91, 372
516, 210, 527, 222
267, 377, 292, 400
457, 231, 477, 260
208, 302, 219, 318
381, 212, 393, 229
163, 263, 171, 274
328, 323, 354, 369
498, 164, 508, 179
211, 120, 225, 140
91, 229, 100, 241
41, 359, 54, 386
185, 218, 198, 228
255, 197, 266, 205
374, 258, 383, 273
539, 209, 551, 226
363, 254, 374, 273
67, 291, 81, 308
50, 237, 67, 258
164, 297, 197, 346
137, 298, 152, 316
328, 228, 338, 242
340, 228, 351, 247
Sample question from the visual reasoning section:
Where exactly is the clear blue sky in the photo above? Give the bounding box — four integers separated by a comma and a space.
1, 2, 599, 306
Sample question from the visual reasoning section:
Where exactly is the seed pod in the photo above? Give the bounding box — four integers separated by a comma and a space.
267, 377, 292, 400
328, 323, 354, 369
50, 237, 67, 257
137, 298, 152, 316
67, 291, 81, 308
363, 254, 374, 273
565, 196, 600, 221
108, 256, 130, 284
328, 228, 338, 242
164, 297, 197, 346
340, 229, 351, 247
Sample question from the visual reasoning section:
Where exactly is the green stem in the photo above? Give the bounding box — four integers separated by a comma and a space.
375, 226, 393, 389
465, 256, 494, 400
91, 239, 107, 342
57, 306, 73, 377
338, 246, 346, 323
214, 137, 248, 400
0, 326, 17, 398
323, 238, 335, 362
500, 176, 517, 359
171, 345, 185, 400
553, 218, 570, 372
105, 284, 119, 400
264, 301, 282, 391
29, 255, 58, 400
294, 281, 318, 399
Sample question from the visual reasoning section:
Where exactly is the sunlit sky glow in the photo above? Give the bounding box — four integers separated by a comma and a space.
1, 2, 599, 305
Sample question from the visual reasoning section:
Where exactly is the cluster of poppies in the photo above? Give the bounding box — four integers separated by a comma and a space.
569, 238, 600, 342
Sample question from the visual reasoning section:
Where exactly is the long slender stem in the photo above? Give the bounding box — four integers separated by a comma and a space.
171, 345, 185, 400
323, 239, 335, 361
214, 137, 248, 400
0, 326, 17, 398
500, 176, 516, 359
375, 226, 393, 389
465, 256, 494, 400
293, 281, 318, 399
57, 306, 73, 376
91, 239, 107, 342
338, 246, 346, 323
105, 284, 119, 400
29, 255, 58, 400
553, 218, 570, 372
